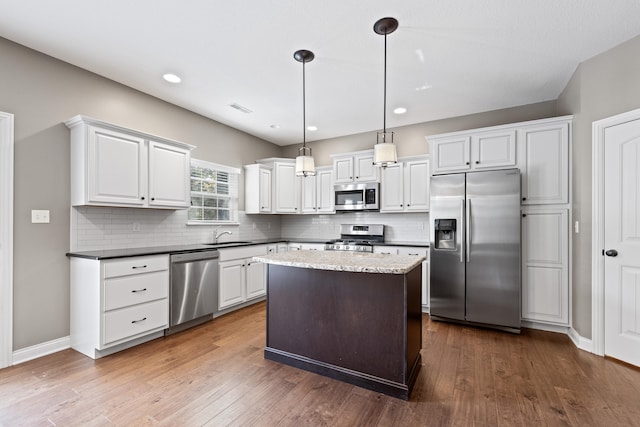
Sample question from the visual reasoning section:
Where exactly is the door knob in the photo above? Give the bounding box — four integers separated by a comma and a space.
605, 249, 618, 257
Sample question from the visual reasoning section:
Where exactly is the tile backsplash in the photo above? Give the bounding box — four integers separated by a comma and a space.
71, 207, 429, 252
70, 207, 282, 251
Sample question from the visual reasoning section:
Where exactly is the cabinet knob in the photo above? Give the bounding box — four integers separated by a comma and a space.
466, 162, 470, 165
522, 214, 527, 218
475, 161, 479, 164
350, 176, 353, 180
522, 197, 527, 201
141, 196, 145, 200
407, 204, 410, 207
400, 204, 403, 207
151, 197, 155, 201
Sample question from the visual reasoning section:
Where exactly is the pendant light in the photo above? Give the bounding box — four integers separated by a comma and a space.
373, 17, 399, 168
294, 49, 316, 177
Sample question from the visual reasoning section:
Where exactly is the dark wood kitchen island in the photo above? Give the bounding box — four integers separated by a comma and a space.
253, 250, 424, 400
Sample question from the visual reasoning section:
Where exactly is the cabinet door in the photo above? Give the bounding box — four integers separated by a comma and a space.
472, 130, 516, 169
87, 126, 146, 206
397, 247, 429, 308
259, 167, 272, 213
518, 123, 569, 205
521, 209, 569, 324
273, 162, 299, 213
300, 175, 317, 214
380, 164, 404, 212
333, 157, 354, 184
148, 141, 190, 208
430, 135, 471, 174
245, 259, 266, 300
354, 153, 379, 182
219, 259, 245, 310
316, 168, 335, 213
404, 159, 430, 211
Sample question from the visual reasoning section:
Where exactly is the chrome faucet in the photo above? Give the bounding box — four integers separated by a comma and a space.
213, 228, 233, 243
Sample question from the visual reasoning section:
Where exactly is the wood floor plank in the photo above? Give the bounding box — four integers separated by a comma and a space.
2, 303, 640, 426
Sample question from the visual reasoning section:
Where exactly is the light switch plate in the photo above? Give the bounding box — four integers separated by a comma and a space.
31, 210, 50, 223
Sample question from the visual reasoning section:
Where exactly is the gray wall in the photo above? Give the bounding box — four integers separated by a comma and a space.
282, 101, 558, 164
0, 37, 283, 350
557, 34, 640, 339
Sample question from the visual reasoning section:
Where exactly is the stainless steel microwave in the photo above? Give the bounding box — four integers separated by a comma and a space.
334, 182, 379, 212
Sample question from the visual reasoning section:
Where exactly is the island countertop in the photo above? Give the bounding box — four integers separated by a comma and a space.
254, 250, 425, 275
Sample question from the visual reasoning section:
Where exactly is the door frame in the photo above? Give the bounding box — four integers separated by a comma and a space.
0, 111, 14, 368
591, 107, 640, 357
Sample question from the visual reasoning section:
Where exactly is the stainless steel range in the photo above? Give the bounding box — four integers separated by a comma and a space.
325, 224, 385, 253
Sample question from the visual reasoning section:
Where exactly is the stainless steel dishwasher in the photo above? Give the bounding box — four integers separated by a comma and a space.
166, 250, 219, 335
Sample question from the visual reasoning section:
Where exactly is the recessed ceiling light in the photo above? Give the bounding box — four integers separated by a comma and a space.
416, 84, 432, 91
307, 126, 318, 131
393, 107, 407, 114
163, 73, 182, 83
270, 124, 280, 129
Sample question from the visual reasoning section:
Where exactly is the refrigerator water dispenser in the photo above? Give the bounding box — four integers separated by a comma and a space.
434, 219, 456, 250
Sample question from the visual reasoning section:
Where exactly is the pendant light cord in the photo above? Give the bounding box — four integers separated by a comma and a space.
303, 59, 306, 146
383, 32, 387, 135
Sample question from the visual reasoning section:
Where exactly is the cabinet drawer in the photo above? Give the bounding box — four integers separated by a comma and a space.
104, 270, 169, 311
103, 299, 168, 346
104, 255, 168, 279
397, 247, 429, 257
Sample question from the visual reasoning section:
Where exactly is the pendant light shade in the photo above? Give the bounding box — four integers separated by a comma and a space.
373, 17, 398, 168
294, 49, 316, 177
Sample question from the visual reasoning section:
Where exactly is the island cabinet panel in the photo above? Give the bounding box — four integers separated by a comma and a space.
264, 264, 422, 400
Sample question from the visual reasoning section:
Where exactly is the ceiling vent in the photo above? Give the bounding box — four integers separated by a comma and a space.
229, 103, 253, 114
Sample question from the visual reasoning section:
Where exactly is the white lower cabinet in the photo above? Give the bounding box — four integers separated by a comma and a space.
218, 245, 268, 311
373, 245, 430, 309
70, 254, 170, 359
521, 208, 569, 325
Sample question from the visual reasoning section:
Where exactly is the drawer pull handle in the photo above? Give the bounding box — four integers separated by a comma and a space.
131, 317, 147, 324
132, 265, 147, 269
409, 253, 419, 256
131, 288, 147, 293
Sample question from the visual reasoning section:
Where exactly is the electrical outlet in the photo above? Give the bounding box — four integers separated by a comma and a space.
132, 222, 141, 232
31, 210, 50, 223
574, 220, 580, 234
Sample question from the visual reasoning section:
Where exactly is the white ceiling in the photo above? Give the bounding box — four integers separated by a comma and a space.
2, 1, 640, 146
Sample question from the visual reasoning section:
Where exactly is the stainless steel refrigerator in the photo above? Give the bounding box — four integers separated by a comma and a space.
430, 169, 521, 332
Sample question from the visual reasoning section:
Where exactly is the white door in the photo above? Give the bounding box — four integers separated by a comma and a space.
603, 116, 640, 367
0, 111, 14, 368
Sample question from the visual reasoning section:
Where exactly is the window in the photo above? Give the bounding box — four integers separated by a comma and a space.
188, 159, 240, 224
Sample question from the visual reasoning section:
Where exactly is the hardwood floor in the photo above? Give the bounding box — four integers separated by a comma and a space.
2, 302, 639, 426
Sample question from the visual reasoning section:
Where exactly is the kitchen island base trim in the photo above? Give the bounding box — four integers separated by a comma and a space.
265, 347, 421, 400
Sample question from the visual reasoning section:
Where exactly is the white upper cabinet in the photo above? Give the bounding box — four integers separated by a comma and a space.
429, 129, 516, 174
332, 150, 379, 184
517, 121, 569, 205
272, 161, 300, 213
301, 167, 334, 214
244, 164, 272, 214
87, 126, 146, 206
148, 141, 191, 208
427, 116, 571, 207
472, 129, 517, 169
380, 157, 430, 213
66, 115, 194, 209
429, 135, 471, 173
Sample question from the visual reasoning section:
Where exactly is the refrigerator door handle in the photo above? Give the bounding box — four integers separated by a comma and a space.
466, 198, 471, 263
460, 199, 465, 263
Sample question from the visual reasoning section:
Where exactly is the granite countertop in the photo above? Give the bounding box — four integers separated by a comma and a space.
253, 251, 425, 275
66, 238, 429, 260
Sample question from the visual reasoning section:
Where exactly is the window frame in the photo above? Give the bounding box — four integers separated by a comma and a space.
187, 158, 240, 225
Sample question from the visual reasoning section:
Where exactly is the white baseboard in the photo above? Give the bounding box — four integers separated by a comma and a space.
12, 336, 71, 365
568, 327, 594, 353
